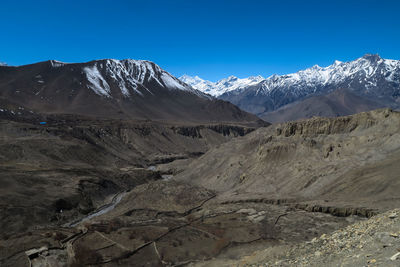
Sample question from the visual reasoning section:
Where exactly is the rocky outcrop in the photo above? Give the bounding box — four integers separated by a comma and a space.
221, 198, 378, 218
292, 203, 378, 218
275, 109, 394, 137
171, 125, 255, 138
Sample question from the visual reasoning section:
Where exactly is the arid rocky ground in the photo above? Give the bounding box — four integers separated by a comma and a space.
194, 209, 400, 267
1, 108, 399, 266
177, 108, 400, 212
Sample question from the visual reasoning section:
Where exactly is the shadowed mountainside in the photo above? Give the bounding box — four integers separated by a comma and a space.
260, 88, 385, 123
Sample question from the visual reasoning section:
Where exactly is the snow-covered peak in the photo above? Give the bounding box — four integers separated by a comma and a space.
182, 54, 400, 98
361, 53, 382, 62
179, 74, 265, 96
256, 54, 400, 95
82, 59, 194, 97
179, 74, 215, 93
249, 75, 264, 80
225, 75, 239, 81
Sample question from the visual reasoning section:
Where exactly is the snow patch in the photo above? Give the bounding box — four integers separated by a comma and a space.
84, 65, 111, 97
161, 73, 187, 90
50, 60, 66, 68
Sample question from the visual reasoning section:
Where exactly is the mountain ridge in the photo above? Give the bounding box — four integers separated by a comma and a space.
0, 59, 265, 126
180, 54, 400, 120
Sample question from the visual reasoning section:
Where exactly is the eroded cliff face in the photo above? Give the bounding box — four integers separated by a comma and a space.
170, 125, 255, 138
274, 108, 391, 137
176, 109, 400, 210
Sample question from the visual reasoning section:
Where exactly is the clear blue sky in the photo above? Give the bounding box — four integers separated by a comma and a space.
1, 0, 399, 81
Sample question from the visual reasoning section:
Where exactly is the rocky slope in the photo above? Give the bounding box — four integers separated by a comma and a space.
0, 178, 360, 267
0, 59, 264, 125
195, 209, 400, 266
0, 109, 259, 237
176, 108, 400, 211
1, 109, 399, 266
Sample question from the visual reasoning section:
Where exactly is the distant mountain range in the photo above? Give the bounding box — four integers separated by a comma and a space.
179, 74, 264, 96
0, 59, 264, 125
181, 54, 400, 122
2, 55, 399, 125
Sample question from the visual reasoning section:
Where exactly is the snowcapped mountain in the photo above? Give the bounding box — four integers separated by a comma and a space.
48, 59, 200, 97
0, 59, 263, 124
217, 54, 400, 115
255, 54, 400, 96
179, 75, 215, 94
180, 74, 264, 96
